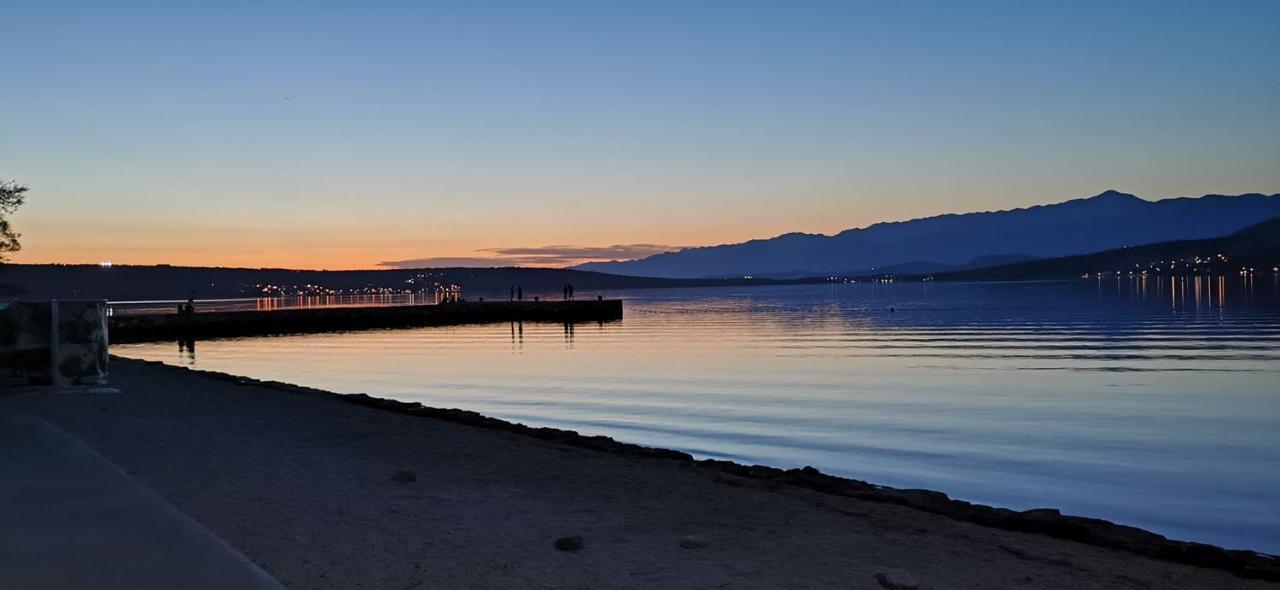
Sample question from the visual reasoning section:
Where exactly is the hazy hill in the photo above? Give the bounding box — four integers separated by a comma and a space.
0, 264, 816, 302
931, 217, 1280, 282
576, 191, 1280, 278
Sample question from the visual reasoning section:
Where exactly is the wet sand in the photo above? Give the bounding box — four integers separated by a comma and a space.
3, 358, 1274, 589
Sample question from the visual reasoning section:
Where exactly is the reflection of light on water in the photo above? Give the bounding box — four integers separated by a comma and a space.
113, 281, 1280, 553
1098, 274, 1261, 313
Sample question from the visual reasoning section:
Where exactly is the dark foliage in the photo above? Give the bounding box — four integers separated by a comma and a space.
0, 180, 28, 262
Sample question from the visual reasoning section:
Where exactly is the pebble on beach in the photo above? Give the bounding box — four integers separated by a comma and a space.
554, 536, 584, 552
679, 535, 708, 549
875, 568, 919, 589
391, 470, 417, 483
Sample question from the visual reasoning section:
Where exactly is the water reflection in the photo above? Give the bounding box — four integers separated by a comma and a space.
117, 278, 1280, 552
177, 335, 196, 362
1098, 274, 1241, 311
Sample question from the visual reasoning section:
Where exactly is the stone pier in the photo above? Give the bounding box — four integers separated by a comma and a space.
108, 299, 624, 343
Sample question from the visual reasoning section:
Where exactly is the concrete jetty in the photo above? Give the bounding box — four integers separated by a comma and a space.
108, 299, 623, 343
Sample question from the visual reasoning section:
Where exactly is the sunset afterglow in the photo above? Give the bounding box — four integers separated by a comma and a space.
4, 2, 1278, 269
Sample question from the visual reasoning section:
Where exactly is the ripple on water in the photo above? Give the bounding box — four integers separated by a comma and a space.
115, 281, 1280, 553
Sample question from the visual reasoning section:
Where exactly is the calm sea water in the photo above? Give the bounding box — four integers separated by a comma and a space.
115, 278, 1280, 553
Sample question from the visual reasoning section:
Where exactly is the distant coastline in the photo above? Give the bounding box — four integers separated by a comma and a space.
0, 263, 825, 302
4, 215, 1275, 302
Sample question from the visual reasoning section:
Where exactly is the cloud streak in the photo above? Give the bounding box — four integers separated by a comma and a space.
379, 244, 679, 269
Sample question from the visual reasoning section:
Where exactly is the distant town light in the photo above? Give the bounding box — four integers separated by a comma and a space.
99, 261, 113, 268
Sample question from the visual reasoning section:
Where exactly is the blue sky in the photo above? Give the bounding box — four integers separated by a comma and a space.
2, 1, 1278, 268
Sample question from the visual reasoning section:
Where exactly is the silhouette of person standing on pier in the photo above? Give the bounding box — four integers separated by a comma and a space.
568, 284, 574, 300
517, 286, 523, 301
510, 285, 515, 301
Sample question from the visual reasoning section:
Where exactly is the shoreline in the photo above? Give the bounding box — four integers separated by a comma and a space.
164, 359, 1280, 582
5, 357, 1276, 588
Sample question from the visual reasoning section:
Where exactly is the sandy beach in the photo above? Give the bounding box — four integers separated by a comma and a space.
2, 357, 1275, 589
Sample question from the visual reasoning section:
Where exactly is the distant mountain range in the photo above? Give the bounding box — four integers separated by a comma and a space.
930, 216, 1280, 282
576, 191, 1280, 279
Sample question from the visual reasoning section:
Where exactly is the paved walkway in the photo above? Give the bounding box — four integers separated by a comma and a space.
0, 408, 282, 590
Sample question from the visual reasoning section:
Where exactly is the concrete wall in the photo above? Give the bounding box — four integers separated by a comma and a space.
0, 300, 108, 386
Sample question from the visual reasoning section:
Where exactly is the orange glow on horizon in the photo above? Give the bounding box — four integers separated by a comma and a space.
8, 204, 914, 270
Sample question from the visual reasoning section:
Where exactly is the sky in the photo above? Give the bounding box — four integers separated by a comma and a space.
2, 1, 1278, 269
